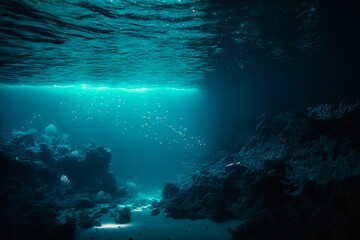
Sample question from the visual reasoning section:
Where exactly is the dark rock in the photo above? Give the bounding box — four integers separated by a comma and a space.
99, 206, 110, 214
102, 172, 118, 196
11, 129, 37, 146
56, 218, 77, 240
38, 143, 54, 165
77, 211, 100, 229
36, 166, 58, 185
115, 207, 131, 224
151, 200, 159, 209
151, 208, 160, 216
0, 127, 121, 239
56, 146, 119, 196
208, 197, 228, 222
76, 198, 95, 210
84, 147, 111, 175
162, 182, 179, 199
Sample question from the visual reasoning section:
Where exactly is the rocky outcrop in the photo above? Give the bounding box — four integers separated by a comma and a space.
161, 102, 360, 239
0, 125, 125, 240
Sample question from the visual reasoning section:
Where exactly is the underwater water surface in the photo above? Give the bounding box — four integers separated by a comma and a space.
1, 0, 360, 240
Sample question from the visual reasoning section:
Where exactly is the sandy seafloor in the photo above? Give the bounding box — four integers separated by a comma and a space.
75, 208, 240, 240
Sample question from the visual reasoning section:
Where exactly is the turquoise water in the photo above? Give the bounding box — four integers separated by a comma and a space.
0, 0, 326, 87
1, 1, 360, 239
0, 0, 214, 86
0, 85, 212, 190
0, 0, 359, 190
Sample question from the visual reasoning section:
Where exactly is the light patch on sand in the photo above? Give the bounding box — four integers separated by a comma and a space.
95, 223, 133, 229
75, 209, 239, 240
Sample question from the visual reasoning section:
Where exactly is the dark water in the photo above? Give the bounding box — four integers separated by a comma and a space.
1, 0, 360, 239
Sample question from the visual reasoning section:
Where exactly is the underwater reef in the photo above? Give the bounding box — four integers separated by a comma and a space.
160, 100, 360, 240
1, 99, 360, 240
0, 124, 139, 240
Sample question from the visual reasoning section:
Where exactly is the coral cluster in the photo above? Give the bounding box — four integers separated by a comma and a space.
0, 125, 128, 240
160, 101, 360, 239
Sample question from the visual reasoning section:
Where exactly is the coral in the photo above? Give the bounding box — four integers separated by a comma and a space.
161, 101, 360, 238
75, 198, 95, 210
307, 99, 359, 120
11, 128, 37, 146
56, 146, 119, 196
77, 210, 101, 229
232, 135, 287, 170
0, 126, 122, 239
60, 175, 70, 186
44, 124, 58, 136
115, 207, 131, 224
